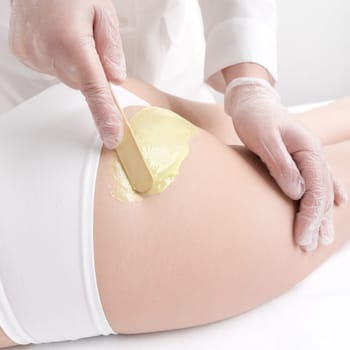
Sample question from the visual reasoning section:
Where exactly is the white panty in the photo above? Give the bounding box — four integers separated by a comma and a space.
0, 83, 148, 344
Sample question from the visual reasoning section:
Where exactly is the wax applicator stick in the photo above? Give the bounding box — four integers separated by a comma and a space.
109, 83, 154, 193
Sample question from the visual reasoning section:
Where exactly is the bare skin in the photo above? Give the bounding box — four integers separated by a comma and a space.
1, 79, 350, 346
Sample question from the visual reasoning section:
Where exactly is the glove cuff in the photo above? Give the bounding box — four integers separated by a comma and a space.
224, 77, 282, 118
225, 77, 276, 96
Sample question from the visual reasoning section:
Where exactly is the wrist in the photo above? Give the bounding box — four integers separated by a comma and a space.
222, 63, 274, 87
224, 77, 281, 111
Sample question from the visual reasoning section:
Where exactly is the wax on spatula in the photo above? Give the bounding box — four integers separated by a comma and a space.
109, 83, 154, 193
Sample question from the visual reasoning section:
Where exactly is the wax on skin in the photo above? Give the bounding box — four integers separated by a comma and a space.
111, 106, 197, 202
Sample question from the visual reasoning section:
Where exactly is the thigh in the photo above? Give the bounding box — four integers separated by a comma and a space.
295, 97, 350, 146
93, 121, 350, 334
0, 329, 14, 348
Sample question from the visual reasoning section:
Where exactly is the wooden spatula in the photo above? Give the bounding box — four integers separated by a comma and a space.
109, 83, 154, 193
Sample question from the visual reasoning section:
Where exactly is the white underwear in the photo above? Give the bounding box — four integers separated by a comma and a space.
0, 83, 148, 345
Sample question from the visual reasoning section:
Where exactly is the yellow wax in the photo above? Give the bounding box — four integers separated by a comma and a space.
111, 106, 197, 202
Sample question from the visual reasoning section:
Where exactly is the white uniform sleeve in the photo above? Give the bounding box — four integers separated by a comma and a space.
198, 0, 278, 92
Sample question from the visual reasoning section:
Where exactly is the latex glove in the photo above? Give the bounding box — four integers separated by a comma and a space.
9, 0, 126, 149
224, 77, 348, 252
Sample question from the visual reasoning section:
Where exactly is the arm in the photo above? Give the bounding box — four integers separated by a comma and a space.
198, 1, 342, 248
198, 0, 278, 92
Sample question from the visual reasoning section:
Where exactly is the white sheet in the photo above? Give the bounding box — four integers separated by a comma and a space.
10, 101, 350, 350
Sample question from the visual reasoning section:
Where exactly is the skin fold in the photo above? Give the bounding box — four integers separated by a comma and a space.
1, 80, 350, 346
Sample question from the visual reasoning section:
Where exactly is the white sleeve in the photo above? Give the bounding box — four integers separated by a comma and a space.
198, 0, 278, 92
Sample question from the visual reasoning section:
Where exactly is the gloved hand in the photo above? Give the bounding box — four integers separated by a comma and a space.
9, 0, 126, 149
224, 77, 348, 252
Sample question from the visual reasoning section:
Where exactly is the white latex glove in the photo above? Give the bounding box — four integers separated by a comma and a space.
224, 77, 348, 252
9, 0, 126, 149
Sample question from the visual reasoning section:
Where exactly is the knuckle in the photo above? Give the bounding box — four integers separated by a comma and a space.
303, 188, 326, 210
97, 117, 120, 134
297, 152, 326, 181
321, 216, 332, 226
297, 210, 318, 225
82, 87, 119, 133
304, 150, 322, 165
81, 83, 109, 100
94, 113, 121, 140
301, 188, 333, 223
